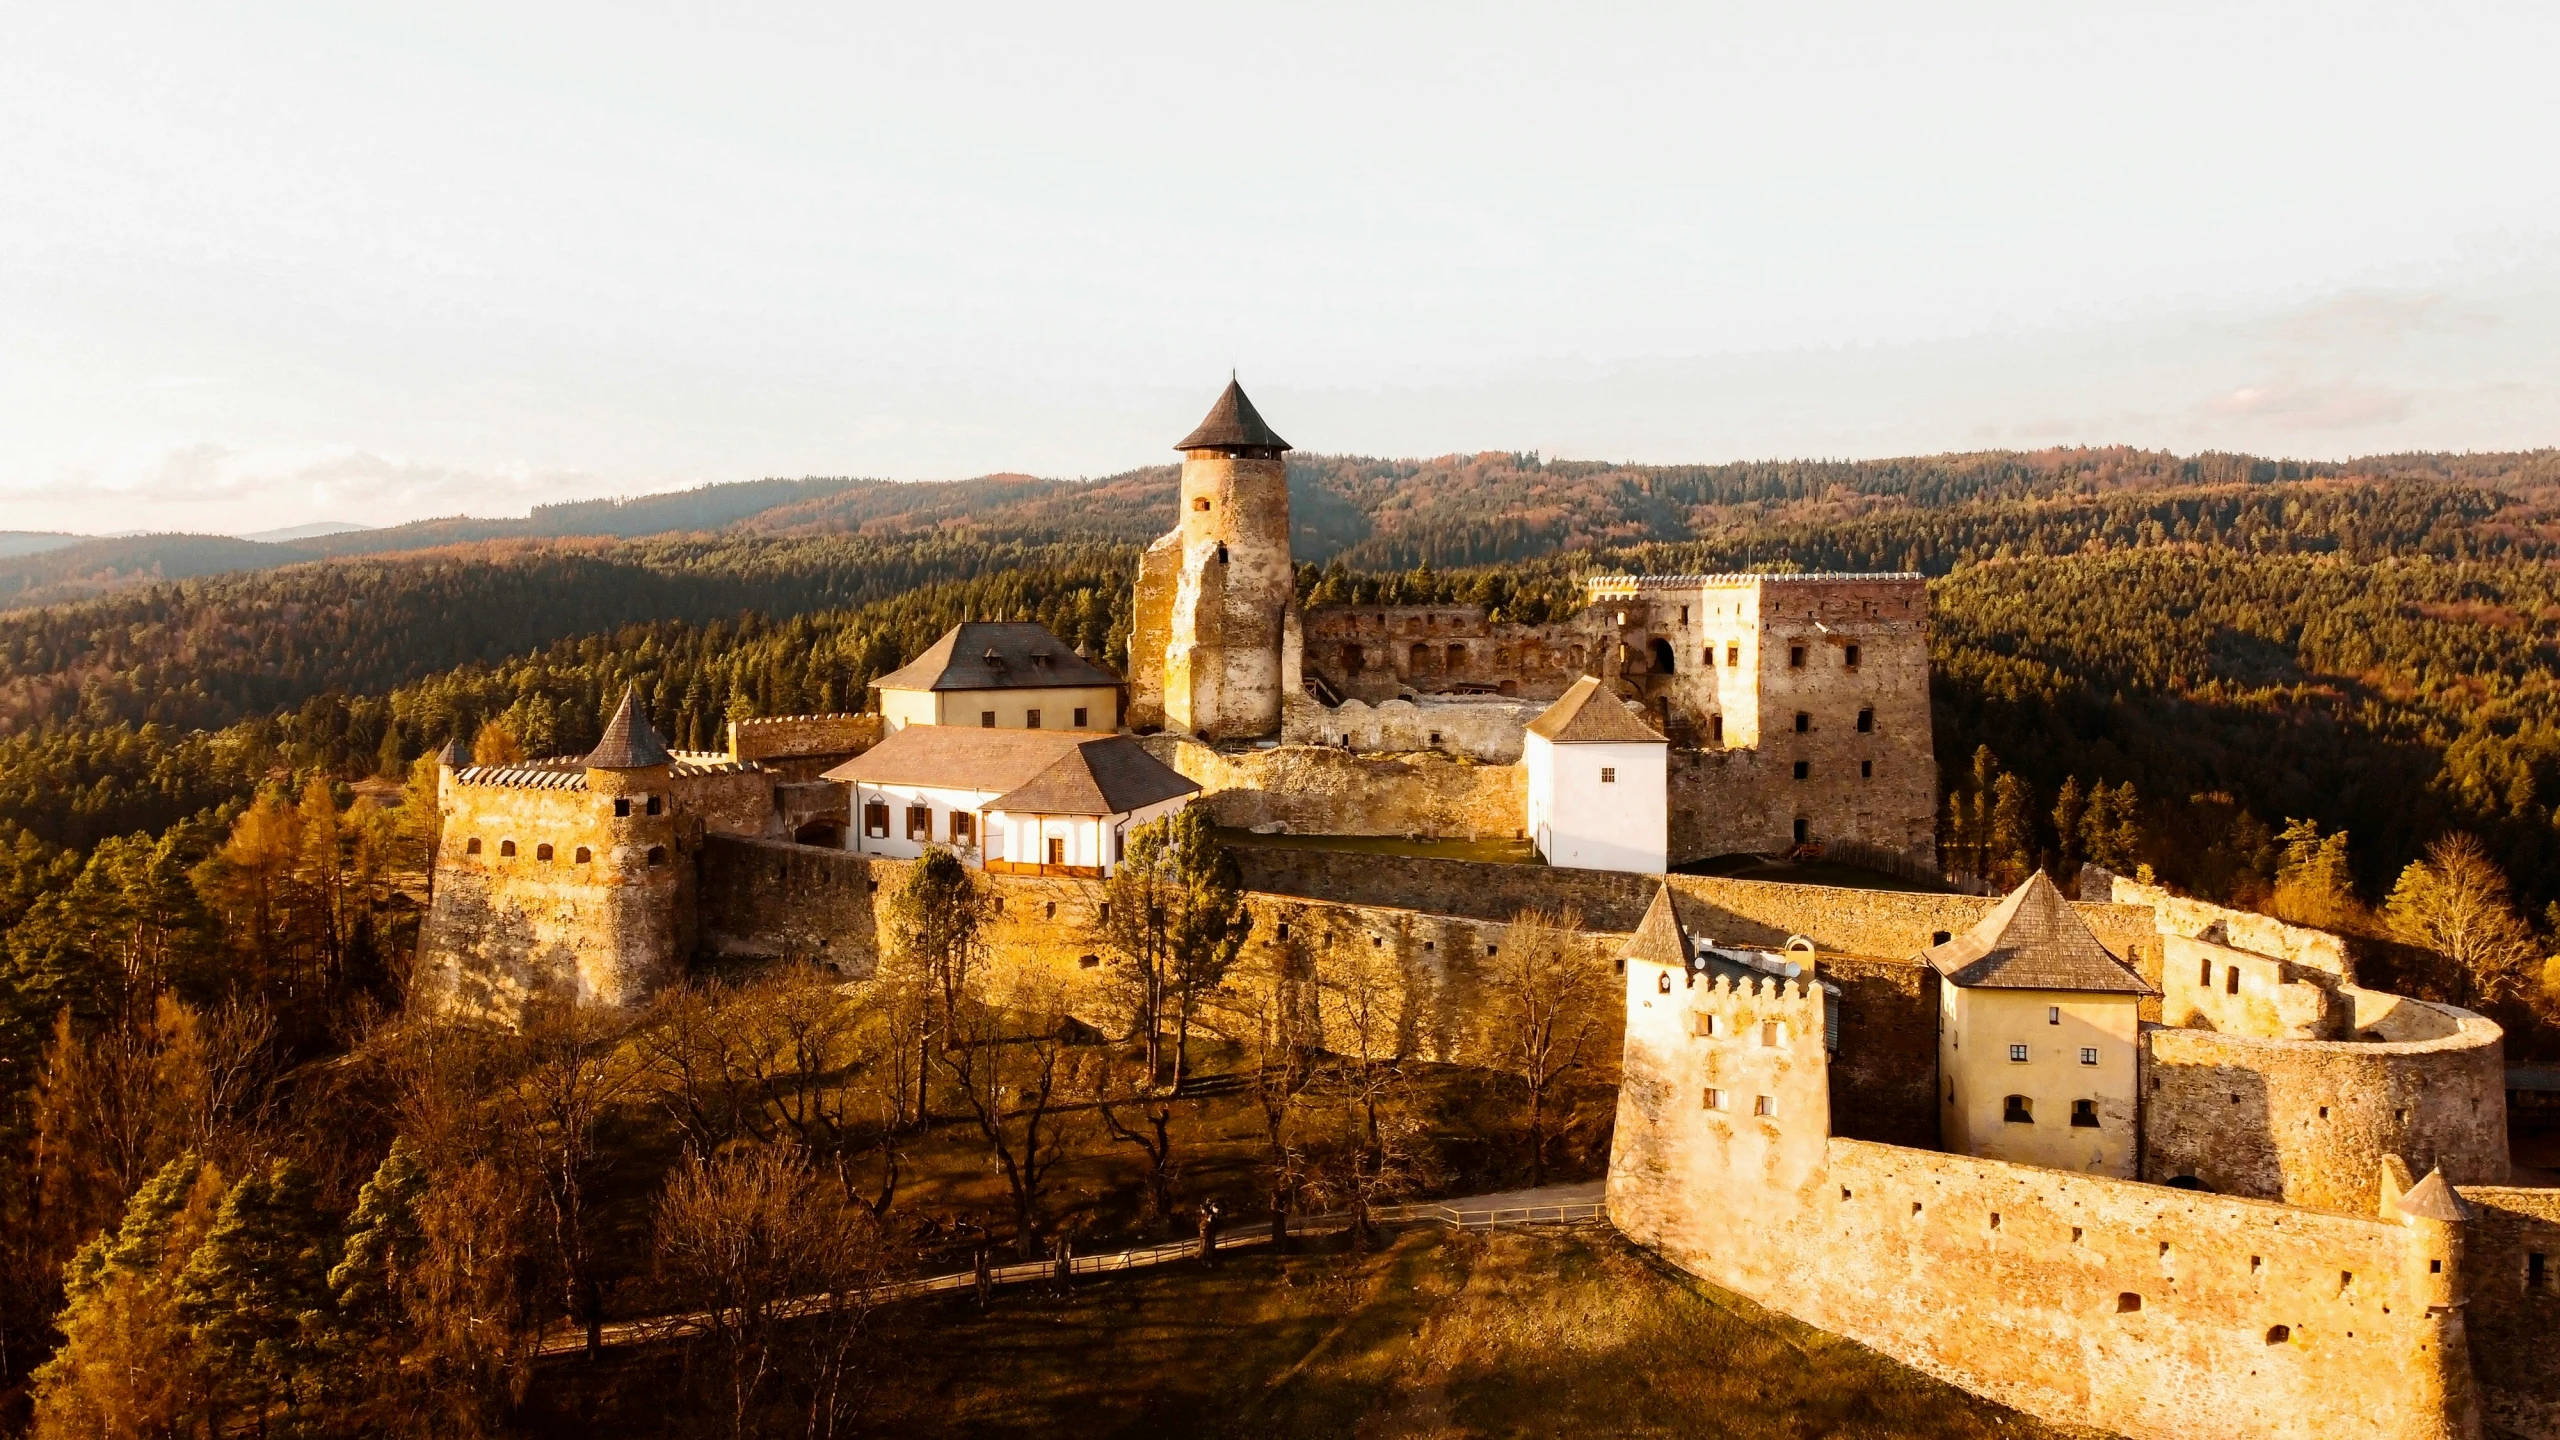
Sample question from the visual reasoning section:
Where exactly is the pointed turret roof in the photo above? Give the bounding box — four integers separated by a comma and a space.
436, 736, 472, 768
1923, 871, 2152, 994
1526, 675, 1668, 744
2394, 1167, 2472, 1223
1175, 379, 1291, 453
583, 686, 673, 770
1627, 885, 1695, 970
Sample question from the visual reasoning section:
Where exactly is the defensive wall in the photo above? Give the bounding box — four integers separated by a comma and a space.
1139, 736, 1527, 841
2456, 1185, 2560, 1438
1279, 692, 1543, 762
1609, 944, 2484, 1440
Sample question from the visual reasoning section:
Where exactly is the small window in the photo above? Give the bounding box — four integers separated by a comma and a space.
1276, 922, 1289, 940
1710, 715, 1724, 743
2008, 1044, 2030, 1063
466, 837, 483, 855
1601, 766, 1617, 784
1860, 759, 1873, 778
575, 846, 592, 863
1079, 954, 1100, 968
2266, 1325, 2290, 1345
1856, 708, 1873, 733
2530, 1252, 2548, 1290
1679, 605, 1689, 624
1192, 496, 1211, 511
1705, 1014, 1724, 1037
1703, 1087, 1727, 1111
1047, 837, 1066, 866
1753, 1094, 1776, 1118
614, 797, 631, 817
1073, 707, 1088, 728
864, 801, 890, 838
1792, 817, 1809, 844
646, 846, 666, 867
499, 840, 517, 857
1726, 642, 1740, 666
982, 711, 996, 728
1427, 731, 1441, 747
2226, 966, 2241, 995
1656, 972, 1673, 993
2200, 957, 2213, 986
1216, 542, 1229, 563
1788, 645, 1805, 668
2080, 1046, 2100, 1065
907, 805, 931, 840
2004, 1095, 2033, 1123
1844, 643, 1861, 668
646, 795, 662, 815
1931, 930, 1950, 945
2117, 1293, 2142, 1313
1045, 901, 1057, 919
1026, 709, 1042, 730
2071, 1099, 2100, 1128
1989, 1212, 2001, 1231
1793, 711, 1810, 733
2047, 1006, 2061, 1025
536, 843, 554, 862
951, 812, 975, 845
1792, 761, 1809, 780
1760, 1020, 1780, 1047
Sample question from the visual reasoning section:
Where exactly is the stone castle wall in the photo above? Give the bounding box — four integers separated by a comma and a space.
1280, 692, 1543, 762
1140, 736, 1527, 840
2457, 1186, 2560, 1438
1608, 941, 2478, 1440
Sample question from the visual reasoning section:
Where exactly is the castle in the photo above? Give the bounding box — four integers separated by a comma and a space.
413, 381, 2560, 1437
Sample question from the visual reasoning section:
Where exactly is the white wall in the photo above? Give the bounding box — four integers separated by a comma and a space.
846, 781, 999, 861
1525, 734, 1667, 873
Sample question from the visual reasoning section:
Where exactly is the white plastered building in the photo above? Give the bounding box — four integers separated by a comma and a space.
822, 727, 1196, 877
1523, 674, 1669, 874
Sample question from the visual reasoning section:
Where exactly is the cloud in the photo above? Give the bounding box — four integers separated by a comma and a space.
2200, 380, 2414, 431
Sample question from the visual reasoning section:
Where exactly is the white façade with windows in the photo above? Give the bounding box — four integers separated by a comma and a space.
822, 726, 1196, 878
1521, 675, 1669, 874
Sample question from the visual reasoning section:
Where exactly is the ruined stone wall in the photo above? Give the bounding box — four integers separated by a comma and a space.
2114, 875, 2352, 978
2455, 1185, 2560, 1440
1124, 537, 1178, 732
2143, 1000, 2511, 1213
726, 713, 882, 766
2162, 931, 2349, 1039
672, 764, 781, 838
1609, 944, 2474, 1440
1280, 692, 1542, 762
1141, 736, 1526, 840
1297, 602, 1623, 707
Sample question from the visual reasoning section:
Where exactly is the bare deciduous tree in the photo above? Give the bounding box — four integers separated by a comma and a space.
2386, 833, 2539, 1010
936, 972, 1088, 1257
1477, 909, 1612, 1187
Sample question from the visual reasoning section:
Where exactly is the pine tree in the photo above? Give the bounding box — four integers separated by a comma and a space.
31, 1153, 224, 1440
330, 1138, 427, 1325
2051, 777, 2088, 882
1988, 772, 2036, 888
176, 1159, 336, 1433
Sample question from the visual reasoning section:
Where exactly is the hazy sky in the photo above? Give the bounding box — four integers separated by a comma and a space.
6, 3, 2559, 535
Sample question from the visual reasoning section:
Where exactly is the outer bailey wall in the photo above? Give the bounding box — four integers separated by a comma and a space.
1608, 957, 2467, 1440
2455, 1186, 2560, 1439
1142, 737, 1527, 840
2144, 1010, 2511, 1214
694, 836, 1621, 1069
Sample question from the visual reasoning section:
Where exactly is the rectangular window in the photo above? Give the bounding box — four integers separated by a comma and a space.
2530, 1252, 2548, 1290
1753, 1094, 1776, 1118
1857, 707, 1873, 733
1726, 642, 1740, 666
981, 711, 996, 728
1760, 1020, 1780, 1047
1845, 643, 1861, 667
2008, 1043, 2030, 1063
906, 805, 931, 840
1710, 715, 1724, 743
1679, 605, 1689, 624
1860, 759, 1873, 778
1047, 837, 1066, 866
1703, 1087, 1727, 1111
1792, 761, 1809, 780
1073, 707, 1088, 728
1026, 709, 1042, 730
950, 811, 975, 846
1793, 711, 1810, 733
1788, 645, 1805, 668
1600, 766, 1617, 783
2080, 1046, 2100, 1066
2227, 966, 2242, 995
863, 801, 889, 838
2048, 1006, 2061, 1025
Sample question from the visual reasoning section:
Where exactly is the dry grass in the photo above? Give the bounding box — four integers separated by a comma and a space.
536, 1224, 2084, 1439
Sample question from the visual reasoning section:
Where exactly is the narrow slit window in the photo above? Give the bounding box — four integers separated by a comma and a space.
2227, 966, 2242, 995
1856, 707, 1873, 733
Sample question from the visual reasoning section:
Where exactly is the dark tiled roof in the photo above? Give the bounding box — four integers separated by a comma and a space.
583, 687, 674, 769
990, 737, 1199, 816
823, 728, 1196, 816
436, 736, 472, 768
1625, 886, 1694, 968
1175, 379, 1291, 453
1923, 872, 2153, 994
871, 622, 1121, 693
1526, 675, 1668, 744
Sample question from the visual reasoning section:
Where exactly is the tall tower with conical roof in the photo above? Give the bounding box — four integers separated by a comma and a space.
1126, 379, 1294, 739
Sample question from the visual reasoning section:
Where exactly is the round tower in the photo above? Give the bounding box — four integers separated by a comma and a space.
1162, 378, 1294, 739
579, 686, 684, 1007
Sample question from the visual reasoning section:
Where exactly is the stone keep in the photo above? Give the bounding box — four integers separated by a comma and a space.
1127, 380, 1294, 740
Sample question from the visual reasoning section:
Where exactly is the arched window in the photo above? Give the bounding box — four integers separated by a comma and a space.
1446, 643, 1466, 670
2003, 1095, 2034, 1124
575, 847, 592, 863
2071, 1099, 2100, 1127
499, 840, 517, 858
1649, 637, 1675, 673
646, 846, 667, 867
536, 843, 554, 862
1341, 643, 1365, 673
1409, 642, 1432, 670
466, 837, 483, 855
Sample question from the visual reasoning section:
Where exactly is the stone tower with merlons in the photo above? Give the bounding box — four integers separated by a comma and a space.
1126, 380, 1294, 740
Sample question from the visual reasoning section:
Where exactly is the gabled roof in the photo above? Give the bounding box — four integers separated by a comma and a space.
2394, 1168, 2472, 1223
1626, 885, 1695, 969
871, 622, 1121, 694
822, 728, 1198, 817
1526, 675, 1668, 745
1175, 379, 1291, 453
583, 686, 673, 770
1923, 872, 2153, 994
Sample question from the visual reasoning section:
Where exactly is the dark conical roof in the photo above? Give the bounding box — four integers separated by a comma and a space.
583, 686, 673, 769
1175, 379, 1290, 453
436, 736, 472, 768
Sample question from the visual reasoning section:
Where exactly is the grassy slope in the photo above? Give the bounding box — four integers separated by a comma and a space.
537, 1226, 2082, 1439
